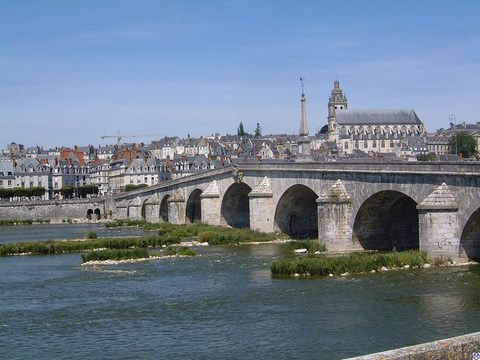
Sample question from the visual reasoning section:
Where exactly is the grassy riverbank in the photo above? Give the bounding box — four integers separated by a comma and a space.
270, 250, 431, 277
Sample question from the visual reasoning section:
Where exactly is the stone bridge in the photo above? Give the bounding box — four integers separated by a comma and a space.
113, 161, 480, 261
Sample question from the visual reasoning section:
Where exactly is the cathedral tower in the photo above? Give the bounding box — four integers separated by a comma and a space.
327, 80, 347, 142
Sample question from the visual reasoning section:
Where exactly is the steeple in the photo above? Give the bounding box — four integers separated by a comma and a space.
299, 77, 309, 137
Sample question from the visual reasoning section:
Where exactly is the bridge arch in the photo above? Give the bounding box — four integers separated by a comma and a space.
159, 194, 170, 222
186, 189, 202, 223
274, 184, 318, 239
460, 208, 480, 260
353, 190, 419, 251
86, 208, 93, 220
221, 182, 252, 228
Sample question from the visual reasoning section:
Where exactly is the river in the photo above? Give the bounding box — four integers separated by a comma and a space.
1, 224, 480, 359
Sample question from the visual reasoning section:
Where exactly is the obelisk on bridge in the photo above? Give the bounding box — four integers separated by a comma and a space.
298, 77, 311, 156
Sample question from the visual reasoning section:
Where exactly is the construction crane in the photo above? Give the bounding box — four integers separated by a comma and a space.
101, 131, 163, 145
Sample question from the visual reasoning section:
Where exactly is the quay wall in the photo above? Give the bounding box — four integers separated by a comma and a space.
344, 331, 480, 359
0, 198, 107, 221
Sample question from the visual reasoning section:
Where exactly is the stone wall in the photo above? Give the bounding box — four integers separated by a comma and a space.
344, 331, 480, 359
0, 199, 106, 221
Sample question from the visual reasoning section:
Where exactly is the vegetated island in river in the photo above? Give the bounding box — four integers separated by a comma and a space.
271, 241, 458, 278
81, 246, 197, 265
1, 219, 460, 273
0, 220, 288, 260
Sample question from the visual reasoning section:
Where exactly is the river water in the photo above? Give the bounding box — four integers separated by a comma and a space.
1, 224, 480, 359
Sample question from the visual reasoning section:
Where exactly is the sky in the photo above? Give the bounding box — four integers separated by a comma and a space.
1, 0, 479, 148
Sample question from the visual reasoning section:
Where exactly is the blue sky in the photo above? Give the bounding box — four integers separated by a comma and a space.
1, 0, 479, 148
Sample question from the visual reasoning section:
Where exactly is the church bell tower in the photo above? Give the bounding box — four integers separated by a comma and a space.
327, 80, 347, 142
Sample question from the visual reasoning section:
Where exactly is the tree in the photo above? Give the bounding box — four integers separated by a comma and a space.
417, 153, 437, 161
77, 185, 99, 198
125, 184, 148, 192
448, 131, 479, 159
319, 124, 329, 134
0, 188, 13, 199
237, 122, 246, 137
31, 187, 46, 197
254, 123, 262, 138
60, 186, 74, 198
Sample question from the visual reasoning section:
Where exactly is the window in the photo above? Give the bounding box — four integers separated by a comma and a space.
373, 140, 377, 148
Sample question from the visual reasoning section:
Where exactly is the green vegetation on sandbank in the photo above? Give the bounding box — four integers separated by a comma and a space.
0, 235, 180, 256
106, 220, 288, 245
282, 240, 327, 254
1, 220, 286, 256
81, 246, 197, 263
0, 219, 51, 226
82, 248, 150, 263
271, 250, 431, 277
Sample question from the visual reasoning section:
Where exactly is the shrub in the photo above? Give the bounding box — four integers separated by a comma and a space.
82, 248, 149, 263
162, 246, 196, 257
85, 231, 98, 239
283, 240, 327, 254
177, 246, 196, 256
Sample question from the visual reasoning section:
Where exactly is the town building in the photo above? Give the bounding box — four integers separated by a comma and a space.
0, 160, 14, 191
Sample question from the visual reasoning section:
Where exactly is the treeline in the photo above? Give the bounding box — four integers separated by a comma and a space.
59, 185, 99, 198
0, 187, 46, 199
0, 185, 99, 200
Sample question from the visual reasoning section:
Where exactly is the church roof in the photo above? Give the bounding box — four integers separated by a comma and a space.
336, 109, 422, 126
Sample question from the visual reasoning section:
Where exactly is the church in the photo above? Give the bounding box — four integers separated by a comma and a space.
325, 80, 426, 156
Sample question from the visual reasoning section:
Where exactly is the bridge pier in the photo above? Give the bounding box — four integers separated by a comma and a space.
317, 180, 359, 251
144, 195, 161, 223
248, 177, 275, 233
128, 197, 143, 220
167, 190, 185, 225
417, 184, 463, 261
200, 181, 221, 226
116, 200, 129, 219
